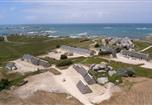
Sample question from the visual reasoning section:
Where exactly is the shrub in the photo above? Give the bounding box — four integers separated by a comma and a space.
60, 54, 68, 60
98, 51, 111, 55
0, 36, 4, 41
56, 45, 60, 48
94, 43, 100, 48
56, 59, 73, 67
42, 57, 57, 64
0, 79, 11, 91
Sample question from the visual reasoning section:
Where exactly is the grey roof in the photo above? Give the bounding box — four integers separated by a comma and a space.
60, 45, 92, 55
84, 73, 96, 85
76, 80, 92, 94
5, 62, 17, 70
21, 54, 50, 67
121, 50, 149, 61
39, 59, 50, 68
97, 46, 113, 53
73, 64, 88, 77
22, 54, 39, 65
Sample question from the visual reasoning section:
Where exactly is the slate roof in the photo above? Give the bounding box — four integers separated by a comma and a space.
73, 64, 88, 77
21, 54, 50, 67
76, 80, 92, 94
84, 73, 96, 85
121, 50, 149, 61
60, 45, 92, 55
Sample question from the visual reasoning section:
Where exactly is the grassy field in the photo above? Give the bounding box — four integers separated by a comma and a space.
0, 35, 91, 66
143, 48, 152, 58
134, 40, 151, 51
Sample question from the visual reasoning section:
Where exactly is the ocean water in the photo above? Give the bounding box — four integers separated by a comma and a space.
0, 24, 152, 38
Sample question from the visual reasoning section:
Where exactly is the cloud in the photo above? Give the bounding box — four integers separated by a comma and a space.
11, 0, 152, 23
10, 7, 16, 11
22, 2, 112, 23
0, 14, 4, 19
25, 15, 37, 20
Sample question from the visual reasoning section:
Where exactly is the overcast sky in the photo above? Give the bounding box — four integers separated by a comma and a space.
0, 0, 152, 24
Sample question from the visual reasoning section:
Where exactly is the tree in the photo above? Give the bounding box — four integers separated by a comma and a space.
56, 45, 60, 48
94, 43, 100, 48
0, 79, 11, 91
56, 59, 73, 67
60, 54, 68, 60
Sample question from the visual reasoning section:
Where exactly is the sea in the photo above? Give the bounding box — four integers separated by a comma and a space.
0, 23, 152, 39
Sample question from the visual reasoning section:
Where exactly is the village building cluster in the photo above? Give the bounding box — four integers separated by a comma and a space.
72, 63, 122, 94
3, 36, 152, 105
5, 54, 50, 71
102, 37, 134, 50
73, 64, 95, 94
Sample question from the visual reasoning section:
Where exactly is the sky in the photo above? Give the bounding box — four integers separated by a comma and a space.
0, 0, 152, 24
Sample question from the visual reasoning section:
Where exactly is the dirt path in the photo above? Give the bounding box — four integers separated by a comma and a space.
3, 35, 27, 44
139, 45, 152, 52
3, 36, 9, 42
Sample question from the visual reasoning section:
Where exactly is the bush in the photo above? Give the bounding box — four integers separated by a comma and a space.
56, 59, 73, 67
42, 57, 57, 64
98, 51, 112, 55
94, 43, 100, 48
0, 36, 4, 41
0, 79, 11, 91
56, 45, 60, 48
60, 54, 68, 60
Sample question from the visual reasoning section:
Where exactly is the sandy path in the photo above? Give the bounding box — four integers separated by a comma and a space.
139, 45, 152, 52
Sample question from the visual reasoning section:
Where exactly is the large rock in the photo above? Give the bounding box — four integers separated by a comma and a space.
97, 77, 108, 85
108, 70, 117, 76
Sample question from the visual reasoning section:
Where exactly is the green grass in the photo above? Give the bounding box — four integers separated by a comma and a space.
134, 40, 151, 51
7, 35, 49, 42
109, 60, 152, 78
0, 36, 91, 66
143, 48, 152, 58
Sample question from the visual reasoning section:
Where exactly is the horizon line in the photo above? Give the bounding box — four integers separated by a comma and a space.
1, 0, 152, 3
1, 23, 152, 25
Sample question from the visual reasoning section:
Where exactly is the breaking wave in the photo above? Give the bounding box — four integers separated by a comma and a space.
103, 27, 112, 29
77, 32, 88, 36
